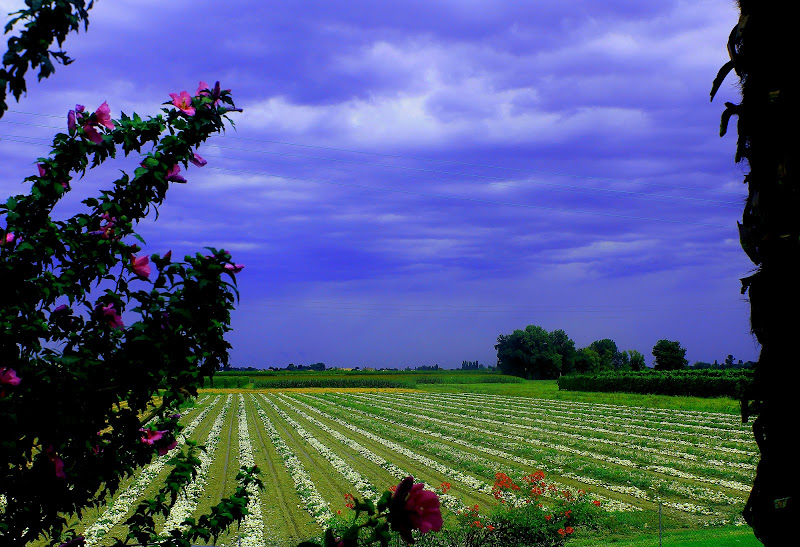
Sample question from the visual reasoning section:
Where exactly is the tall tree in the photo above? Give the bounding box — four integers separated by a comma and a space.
495, 325, 562, 379
573, 347, 601, 374
549, 329, 577, 376
627, 349, 646, 371
712, 2, 800, 543
588, 338, 620, 370
651, 339, 688, 370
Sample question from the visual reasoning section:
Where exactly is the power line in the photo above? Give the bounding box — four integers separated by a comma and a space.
0, 129, 735, 227
4, 108, 744, 196
241, 301, 743, 313
0, 130, 739, 208
204, 146, 741, 208
204, 164, 732, 228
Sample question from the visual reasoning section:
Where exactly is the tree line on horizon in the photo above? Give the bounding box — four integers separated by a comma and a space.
493, 325, 750, 380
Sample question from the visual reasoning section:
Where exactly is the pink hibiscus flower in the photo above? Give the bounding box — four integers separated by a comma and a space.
130, 254, 151, 278
157, 439, 178, 456
97, 302, 124, 330
166, 164, 187, 183
94, 101, 115, 130
224, 263, 245, 274
140, 428, 165, 446
1, 367, 21, 386
196, 80, 229, 107
389, 477, 443, 543
82, 102, 114, 144
190, 152, 207, 167
169, 90, 196, 116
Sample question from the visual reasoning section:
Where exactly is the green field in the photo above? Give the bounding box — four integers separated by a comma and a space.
61, 372, 759, 546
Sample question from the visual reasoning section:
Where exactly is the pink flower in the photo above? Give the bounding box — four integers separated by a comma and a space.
57, 536, 85, 547
190, 152, 207, 167
90, 214, 116, 239
405, 483, 443, 535
163, 250, 172, 261
140, 428, 165, 446
157, 439, 177, 456
2, 232, 15, 245
81, 102, 114, 144
196, 80, 228, 107
38, 164, 46, 177
45, 445, 66, 479
97, 302, 124, 330
389, 477, 443, 543
1, 367, 21, 386
166, 164, 187, 183
130, 254, 151, 278
224, 263, 245, 274
94, 101, 115, 130
82, 124, 103, 144
67, 104, 84, 134
169, 90, 196, 116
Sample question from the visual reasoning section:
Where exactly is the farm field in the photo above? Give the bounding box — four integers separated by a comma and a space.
64, 384, 758, 547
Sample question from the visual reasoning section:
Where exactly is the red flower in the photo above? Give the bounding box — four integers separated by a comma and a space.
592, 500, 602, 507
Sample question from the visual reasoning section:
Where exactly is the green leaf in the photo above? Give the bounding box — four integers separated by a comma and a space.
719, 102, 740, 137
710, 60, 735, 102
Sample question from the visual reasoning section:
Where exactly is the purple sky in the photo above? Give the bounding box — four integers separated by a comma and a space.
1, 0, 759, 369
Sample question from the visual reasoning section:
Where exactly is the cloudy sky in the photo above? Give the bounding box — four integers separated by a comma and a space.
0, 0, 758, 369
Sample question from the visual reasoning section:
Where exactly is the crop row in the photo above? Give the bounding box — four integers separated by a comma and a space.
78, 391, 756, 546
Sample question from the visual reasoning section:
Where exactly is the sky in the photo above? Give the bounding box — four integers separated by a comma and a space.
0, 0, 759, 369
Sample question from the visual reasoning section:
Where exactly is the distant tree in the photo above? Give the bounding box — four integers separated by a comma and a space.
495, 325, 561, 379
549, 329, 577, 376
627, 350, 646, 371
652, 340, 688, 370
287, 363, 296, 371
618, 350, 631, 371
589, 339, 620, 371
726, 354, 736, 367
309, 362, 326, 371
692, 361, 714, 369
573, 347, 601, 374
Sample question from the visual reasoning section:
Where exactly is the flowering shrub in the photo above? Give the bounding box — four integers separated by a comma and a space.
0, 81, 260, 545
314, 471, 601, 547
302, 477, 443, 547
486, 471, 604, 547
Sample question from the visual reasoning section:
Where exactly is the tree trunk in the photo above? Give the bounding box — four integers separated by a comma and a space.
714, 2, 800, 544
